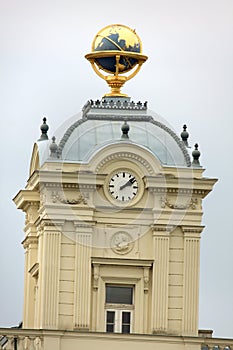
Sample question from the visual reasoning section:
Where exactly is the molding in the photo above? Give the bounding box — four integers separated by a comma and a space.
151, 225, 175, 234
92, 257, 153, 268
182, 225, 205, 235
22, 235, 38, 249
95, 151, 154, 175
36, 219, 65, 230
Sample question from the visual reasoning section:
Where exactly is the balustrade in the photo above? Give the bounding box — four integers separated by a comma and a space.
0, 333, 42, 350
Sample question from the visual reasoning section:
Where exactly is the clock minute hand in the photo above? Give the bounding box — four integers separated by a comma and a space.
119, 177, 136, 190
119, 180, 131, 190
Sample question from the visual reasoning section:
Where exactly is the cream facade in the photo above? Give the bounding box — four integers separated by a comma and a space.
5, 96, 225, 350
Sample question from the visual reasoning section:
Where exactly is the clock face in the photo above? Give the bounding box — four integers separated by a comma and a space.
108, 171, 139, 202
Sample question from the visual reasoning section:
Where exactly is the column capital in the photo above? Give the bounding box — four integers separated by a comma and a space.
151, 224, 174, 235
22, 235, 38, 249
181, 225, 204, 238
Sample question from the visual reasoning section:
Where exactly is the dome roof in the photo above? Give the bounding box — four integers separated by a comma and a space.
51, 98, 191, 167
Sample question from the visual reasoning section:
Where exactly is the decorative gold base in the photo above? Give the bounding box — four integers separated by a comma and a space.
85, 51, 148, 97
104, 75, 128, 97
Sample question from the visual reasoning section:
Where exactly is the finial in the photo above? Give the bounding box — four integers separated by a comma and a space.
38, 117, 49, 141
192, 143, 201, 166
85, 24, 148, 97
121, 121, 130, 139
181, 124, 189, 147
49, 136, 58, 158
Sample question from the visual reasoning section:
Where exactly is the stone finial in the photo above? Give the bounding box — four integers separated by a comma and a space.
181, 124, 189, 147
38, 117, 49, 141
49, 136, 58, 158
121, 121, 130, 139
192, 143, 201, 166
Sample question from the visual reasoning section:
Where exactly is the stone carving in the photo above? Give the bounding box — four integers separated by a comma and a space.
160, 197, 197, 210
51, 191, 88, 205
111, 231, 134, 255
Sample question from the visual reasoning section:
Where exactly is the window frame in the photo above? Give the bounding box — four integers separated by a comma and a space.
105, 284, 134, 333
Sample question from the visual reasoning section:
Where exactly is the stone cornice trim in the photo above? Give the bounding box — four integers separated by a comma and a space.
92, 257, 153, 268
22, 235, 38, 249
13, 190, 40, 210
151, 224, 175, 234
181, 225, 205, 235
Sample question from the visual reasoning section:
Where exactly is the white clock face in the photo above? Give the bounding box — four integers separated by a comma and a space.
108, 171, 139, 202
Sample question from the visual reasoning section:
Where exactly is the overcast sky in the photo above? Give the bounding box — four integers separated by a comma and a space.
0, 0, 233, 338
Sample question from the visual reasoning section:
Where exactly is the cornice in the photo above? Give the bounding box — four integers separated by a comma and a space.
181, 225, 205, 235
13, 190, 40, 210
22, 235, 38, 249
151, 224, 175, 234
92, 257, 153, 268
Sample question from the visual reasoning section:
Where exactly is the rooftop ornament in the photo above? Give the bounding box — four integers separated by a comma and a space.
38, 117, 49, 141
121, 121, 130, 139
181, 124, 189, 147
192, 143, 201, 167
85, 24, 148, 97
49, 136, 58, 158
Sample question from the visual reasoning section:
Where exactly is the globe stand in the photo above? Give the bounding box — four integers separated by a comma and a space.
85, 51, 148, 97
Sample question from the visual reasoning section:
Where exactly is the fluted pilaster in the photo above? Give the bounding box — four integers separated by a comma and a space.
39, 225, 61, 329
151, 226, 170, 333
182, 227, 202, 335
73, 224, 92, 329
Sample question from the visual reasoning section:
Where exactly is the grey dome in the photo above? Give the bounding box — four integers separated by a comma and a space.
55, 99, 191, 167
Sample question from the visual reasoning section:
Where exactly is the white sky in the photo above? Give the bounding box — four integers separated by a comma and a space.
0, 0, 233, 338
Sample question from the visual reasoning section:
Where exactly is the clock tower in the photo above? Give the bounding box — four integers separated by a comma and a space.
13, 24, 217, 348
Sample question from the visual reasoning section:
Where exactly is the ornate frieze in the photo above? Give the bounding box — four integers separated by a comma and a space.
51, 190, 88, 205
160, 197, 197, 210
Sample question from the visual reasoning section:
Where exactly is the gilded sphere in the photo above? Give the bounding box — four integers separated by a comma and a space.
91, 24, 143, 74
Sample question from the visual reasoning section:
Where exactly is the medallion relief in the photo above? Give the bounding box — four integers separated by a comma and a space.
111, 231, 134, 255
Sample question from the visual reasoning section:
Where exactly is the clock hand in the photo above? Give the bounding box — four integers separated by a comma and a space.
129, 177, 136, 184
119, 177, 136, 190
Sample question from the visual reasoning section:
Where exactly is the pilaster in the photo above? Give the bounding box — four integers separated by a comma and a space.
151, 225, 170, 333
73, 222, 93, 330
38, 221, 61, 329
182, 226, 203, 336
22, 235, 38, 328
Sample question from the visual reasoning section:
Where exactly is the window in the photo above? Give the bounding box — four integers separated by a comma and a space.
105, 285, 133, 333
